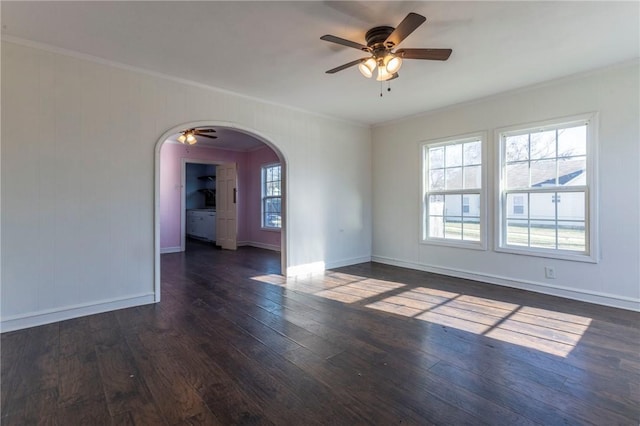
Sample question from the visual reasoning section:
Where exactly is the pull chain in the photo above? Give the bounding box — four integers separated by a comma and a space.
379, 81, 392, 97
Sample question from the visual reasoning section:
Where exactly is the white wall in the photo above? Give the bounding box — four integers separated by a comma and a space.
1, 40, 372, 331
372, 62, 640, 311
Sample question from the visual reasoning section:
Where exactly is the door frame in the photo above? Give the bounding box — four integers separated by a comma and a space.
180, 158, 224, 252
154, 120, 288, 303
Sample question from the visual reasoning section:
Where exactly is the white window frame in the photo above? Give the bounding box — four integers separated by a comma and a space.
420, 132, 487, 250
261, 163, 282, 230
495, 113, 599, 263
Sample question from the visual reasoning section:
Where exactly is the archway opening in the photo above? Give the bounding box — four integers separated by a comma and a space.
154, 121, 287, 302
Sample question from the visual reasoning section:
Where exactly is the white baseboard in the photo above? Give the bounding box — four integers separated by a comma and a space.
238, 241, 281, 252
160, 246, 182, 254
326, 255, 372, 270
1, 293, 156, 333
371, 255, 640, 312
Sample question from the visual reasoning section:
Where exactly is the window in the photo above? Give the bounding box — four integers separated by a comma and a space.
422, 134, 485, 248
261, 163, 281, 229
498, 113, 597, 261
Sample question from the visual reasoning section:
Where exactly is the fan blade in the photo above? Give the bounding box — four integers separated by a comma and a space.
197, 134, 218, 140
326, 58, 368, 74
321, 35, 370, 52
194, 128, 216, 133
385, 12, 426, 48
396, 48, 452, 61
388, 73, 399, 81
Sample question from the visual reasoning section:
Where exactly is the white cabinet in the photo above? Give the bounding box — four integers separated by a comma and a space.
186, 210, 216, 242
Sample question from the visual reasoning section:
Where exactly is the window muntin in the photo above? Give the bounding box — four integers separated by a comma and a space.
498, 115, 595, 260
422, 135, 485, 248
261, 164, 281, 229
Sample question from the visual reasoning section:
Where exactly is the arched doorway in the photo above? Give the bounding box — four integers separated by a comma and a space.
153, 121, 287, 302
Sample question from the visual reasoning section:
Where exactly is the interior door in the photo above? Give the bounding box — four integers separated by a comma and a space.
216, 163, 238, 250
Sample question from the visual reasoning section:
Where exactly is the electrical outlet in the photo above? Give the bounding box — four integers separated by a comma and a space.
545, 267, 556, 279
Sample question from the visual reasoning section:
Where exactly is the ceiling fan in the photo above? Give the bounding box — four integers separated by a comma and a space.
321, 12, 452, 82
177, 128, 217, 145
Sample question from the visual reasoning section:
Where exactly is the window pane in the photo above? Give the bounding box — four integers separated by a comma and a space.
531, 159, 557, 187
430, 169, 445, 190
264, 212, 281, 228
424, 137, 484, 245
429, 147, 444, 169
500, 119, 592, 256
530, 193, 555, 221
444, 218, 462, 240
463, 141, 481, 166
264, 197, 281, 214
464, 165, 481, 189
505, 134, 529, 162
557, 192, 585, 221
558, 157, 586, 186
530, 221, 557, 249
506, 162, 529, 189
428, 195, 444, 216
463, 221, 480, 241
266, 181, 280, 196
506, 220, 529, 246
507, 193, 528, 219
445, 167, 463, 190
445, 194, 462, 217
445, 144, 462, 167
263, 198, 281, 228
530, 130, 556, 160
429, 216, 444, 238
558, 221, 585, 251
463, 194, 480, 217
558, 125, 586, 158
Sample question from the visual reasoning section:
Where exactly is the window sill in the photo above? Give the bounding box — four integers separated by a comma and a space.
261, 227, 281, 233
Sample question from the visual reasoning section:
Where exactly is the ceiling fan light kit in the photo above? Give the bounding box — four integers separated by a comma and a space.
321, 12, 452, 85
358, 57, 376, 78
357, 54, 402, 81
385, 54, 403, 74
177, 128, 218, 145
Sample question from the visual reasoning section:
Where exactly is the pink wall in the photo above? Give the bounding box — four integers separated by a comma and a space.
160, 142, 281, 250
245, 146, 282, 248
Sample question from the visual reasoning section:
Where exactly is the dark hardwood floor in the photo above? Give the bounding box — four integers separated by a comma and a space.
2, 239, 639, 425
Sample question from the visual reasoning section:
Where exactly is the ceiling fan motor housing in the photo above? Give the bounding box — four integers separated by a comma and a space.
365, 26, 395, 50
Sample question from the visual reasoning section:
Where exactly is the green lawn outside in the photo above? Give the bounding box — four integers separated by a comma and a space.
443, 222, 585, 251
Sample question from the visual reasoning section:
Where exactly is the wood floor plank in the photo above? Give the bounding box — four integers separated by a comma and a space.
124, 331, 222, 425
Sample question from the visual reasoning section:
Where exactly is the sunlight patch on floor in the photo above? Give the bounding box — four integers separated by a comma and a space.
251, 274, 287, 286
313, 275, 406, 304
250, 272, 592, 357
365, 288, 592, 357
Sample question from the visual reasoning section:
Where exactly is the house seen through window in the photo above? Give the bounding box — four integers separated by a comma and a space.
422, 134, 484, 247
499, 115, 594, 259
261, 164, 282, 229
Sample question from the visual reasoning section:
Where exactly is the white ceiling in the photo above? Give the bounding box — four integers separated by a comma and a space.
2, 1, 639, 125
